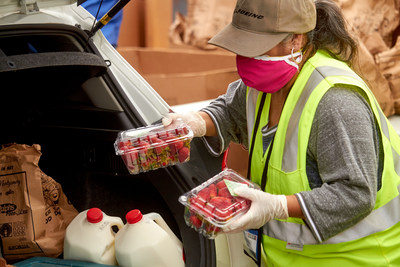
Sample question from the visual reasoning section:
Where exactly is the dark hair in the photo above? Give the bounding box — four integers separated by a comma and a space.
305, 0, 358, 65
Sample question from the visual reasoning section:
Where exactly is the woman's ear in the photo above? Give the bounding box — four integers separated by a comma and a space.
292, 34, 305, 51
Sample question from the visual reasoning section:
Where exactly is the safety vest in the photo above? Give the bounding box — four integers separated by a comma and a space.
246, 50, 400, 266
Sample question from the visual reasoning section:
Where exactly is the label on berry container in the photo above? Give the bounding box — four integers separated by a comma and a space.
224, 179, 249, 196
114, 119, 193, 175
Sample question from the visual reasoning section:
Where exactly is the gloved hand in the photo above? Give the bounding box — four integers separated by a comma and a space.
162, 111, 206, 137
223, 186, 288, 234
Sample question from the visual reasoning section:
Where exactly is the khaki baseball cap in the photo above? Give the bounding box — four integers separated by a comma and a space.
209, 0, 316, 57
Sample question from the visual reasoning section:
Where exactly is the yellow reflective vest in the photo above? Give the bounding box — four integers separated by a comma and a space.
246, 50, 400, 266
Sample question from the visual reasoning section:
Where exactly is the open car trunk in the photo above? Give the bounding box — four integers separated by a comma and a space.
0, 24, 222, 266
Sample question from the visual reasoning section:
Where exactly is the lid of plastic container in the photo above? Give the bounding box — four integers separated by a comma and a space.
86, 208, 103, 223
126, 209, 143, 224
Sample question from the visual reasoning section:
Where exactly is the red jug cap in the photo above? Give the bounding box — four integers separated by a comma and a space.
126, 209, 143, 224
87, 208, 103, 223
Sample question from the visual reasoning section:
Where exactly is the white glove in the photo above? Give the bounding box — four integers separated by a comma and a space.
223, 186, 288, 234
162, 111, 206, 137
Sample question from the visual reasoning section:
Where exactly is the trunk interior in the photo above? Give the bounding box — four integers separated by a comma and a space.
0, 25, 222, 266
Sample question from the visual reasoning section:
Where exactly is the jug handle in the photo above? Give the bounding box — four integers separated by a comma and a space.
145, 212, 183, 252
107, 217, 124, 235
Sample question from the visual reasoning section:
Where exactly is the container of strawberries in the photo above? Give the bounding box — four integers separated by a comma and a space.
178, 169, 259, 239
114, 119, 193, 175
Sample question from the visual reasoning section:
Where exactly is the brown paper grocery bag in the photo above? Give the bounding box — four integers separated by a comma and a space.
376, 36, 400, 114
334, 0, 400, 116
0, 144, 78, 262
353, 39, 395, 116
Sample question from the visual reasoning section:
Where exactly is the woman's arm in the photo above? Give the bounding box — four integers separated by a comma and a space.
198, 111, 217, 136
287, 195, 305, 219
297, 87, 379, 242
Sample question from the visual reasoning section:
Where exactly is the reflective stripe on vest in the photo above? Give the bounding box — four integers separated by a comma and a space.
247, 87, 262, 147
282, 66, 400, 174
260, 65, 400, 244
264, 183, 400, 244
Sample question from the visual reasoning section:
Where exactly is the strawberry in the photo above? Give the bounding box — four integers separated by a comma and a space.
175, 127, 184, 136
125, 155, 139, 174
167, 129, 177, 137
160, 159, 169, 166
151, 137, 168, 155
163, 136, 180, 155
121, 154, 130, 169
234, 200, 243, 212
118, 141, 126, 150
174, 140, 184, 150
137, 140, 150, 159
208, 196, 233, 208
189, 215, 202, 229
202, 203, 215, 219
197, 187, 211, 202
178, 146, 190, 162
205, 222, 219, 235
118, 139, 135, 150
169, 154, 178, 163
126, 150, 138, 164
140, 160, 150, 171
150, 136, 160, 143
209, 184, 217, 199
208, 196, 234, 221
136, 140, 150, 150
166, 140, 177, 155
121, 147, 139, 174
157, 130, 169, 140
169, 144, 177, 157
217, 187, 232, 198
190, 195, 207, 209
234, 198, 251, 213
216, 180, 227, 189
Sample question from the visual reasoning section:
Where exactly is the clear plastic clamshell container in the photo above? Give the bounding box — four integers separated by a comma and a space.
178, 169, 259, 239
114, 119, 193, 175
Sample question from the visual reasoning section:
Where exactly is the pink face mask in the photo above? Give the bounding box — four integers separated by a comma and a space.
236, 51, 303, 93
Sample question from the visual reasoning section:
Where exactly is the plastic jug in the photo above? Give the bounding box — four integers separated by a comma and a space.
115, 209, 185, 267
63, 207, 124, 265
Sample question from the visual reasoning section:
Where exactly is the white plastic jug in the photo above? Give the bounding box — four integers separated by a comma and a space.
115, 209, 185, 267
63, 207, 124, 265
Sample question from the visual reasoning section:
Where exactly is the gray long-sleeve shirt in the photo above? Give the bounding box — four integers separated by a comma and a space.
201, 79, 382, 242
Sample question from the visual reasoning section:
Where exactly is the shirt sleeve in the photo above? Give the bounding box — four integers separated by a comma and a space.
296, 87, 381, 242
200, 79, 249, 156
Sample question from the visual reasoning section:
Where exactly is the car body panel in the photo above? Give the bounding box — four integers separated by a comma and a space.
0, 2, 169, 126
0, 0, 76, 14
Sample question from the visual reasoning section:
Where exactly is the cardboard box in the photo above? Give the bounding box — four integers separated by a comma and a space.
117, 47, 239, 106
118, 0, 173, 47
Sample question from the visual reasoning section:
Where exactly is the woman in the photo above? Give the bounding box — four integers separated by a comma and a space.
163, 0, 400, 266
